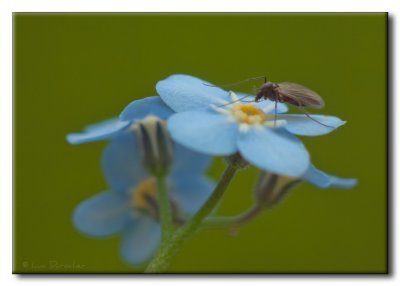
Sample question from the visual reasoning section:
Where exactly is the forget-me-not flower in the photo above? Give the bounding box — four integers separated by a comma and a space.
72, 127, 214, 265
67, 100, 215, 265
156, 74, 346, 177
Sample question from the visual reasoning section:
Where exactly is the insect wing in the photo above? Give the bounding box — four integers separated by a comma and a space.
277, 82, 325, 108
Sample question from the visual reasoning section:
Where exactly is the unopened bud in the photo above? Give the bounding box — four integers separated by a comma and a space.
255, 171, 302, 208
132, 115, 174, 176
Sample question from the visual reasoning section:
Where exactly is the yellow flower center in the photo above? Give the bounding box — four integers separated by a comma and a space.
132, 178, 157, 214
131, 178, 182, 222
231, 104, 268, 125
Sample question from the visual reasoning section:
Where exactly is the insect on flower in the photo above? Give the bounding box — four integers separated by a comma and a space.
204, 76, 333, 128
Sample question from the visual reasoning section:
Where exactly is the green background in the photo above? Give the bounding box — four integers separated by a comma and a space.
14, 13, 387, 273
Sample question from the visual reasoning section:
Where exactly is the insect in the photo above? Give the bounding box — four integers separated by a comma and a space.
204, 76, 332, 128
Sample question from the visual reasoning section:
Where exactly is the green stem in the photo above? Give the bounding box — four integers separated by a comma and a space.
145, 163, 239, 273
156, 175, 174, 243
202, 179, 304, 229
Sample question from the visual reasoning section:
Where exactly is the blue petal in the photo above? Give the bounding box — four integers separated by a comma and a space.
120, 96, 174, 122
102, 132, 148, 193
156, 74, 231, 112
329, 176, 358, 189
302, 164, 357, 189
73, 191, 132, 237
301, 164, 330, 187
238, 128, 309, 177
170, 176, 215, 215
277, 114, 346, 136
168, 110, 239, 155
236, 92, 288, 114
170, 143, 212, 179
66, 117, 130, 144
120, 216, 161, 265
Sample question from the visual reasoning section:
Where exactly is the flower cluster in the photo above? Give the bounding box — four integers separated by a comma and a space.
68, 99, 214, 265
67, 73, 357, 269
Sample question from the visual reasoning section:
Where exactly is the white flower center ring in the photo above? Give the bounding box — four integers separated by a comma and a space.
212, 91, 286, 132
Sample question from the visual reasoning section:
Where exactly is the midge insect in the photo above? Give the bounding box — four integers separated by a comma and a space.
204, 76, 333, 128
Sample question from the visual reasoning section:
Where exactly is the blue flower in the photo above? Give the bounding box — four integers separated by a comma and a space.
73, 131, 214, 265
67, 99, 215, 265
73, 130, 213, 265
156, 74, 346, 177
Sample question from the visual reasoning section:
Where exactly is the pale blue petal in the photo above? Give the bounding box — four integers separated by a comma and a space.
121, 216, 161, 265
303, 164, 357, 189
156, 74, 231, 112
329, 176, 358, 189
301, 164, 330, 188
170, 143, 212, 179
120, 96, 174, 122
238, 128, 309, 177
66, 118, 130, 144
73, 191, 132, 237
277, 114, 346, 136
168, 110, 239, 155
236, 92, 288, 113
170, 176, 215, 215
102, 132, 148, 193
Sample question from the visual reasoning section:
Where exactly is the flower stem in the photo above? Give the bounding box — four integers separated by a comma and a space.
145, 163, 239, 273
156, 175, 174, 243
202, 178, 304, 229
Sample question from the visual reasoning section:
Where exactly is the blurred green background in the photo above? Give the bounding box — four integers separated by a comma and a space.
14, 13, 387, 273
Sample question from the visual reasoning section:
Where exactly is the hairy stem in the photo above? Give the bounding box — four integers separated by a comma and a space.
145, 163, 238, 273
156, 175, 174, 243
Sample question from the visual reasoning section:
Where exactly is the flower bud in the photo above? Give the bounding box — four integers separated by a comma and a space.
132, 115, 174, 176
255, 171, 302, 208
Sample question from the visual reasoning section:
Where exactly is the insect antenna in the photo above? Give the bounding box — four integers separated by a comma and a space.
297, 107, 335, 129
203, 76, 267, 88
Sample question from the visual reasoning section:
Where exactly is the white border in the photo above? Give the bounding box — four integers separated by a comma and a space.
0, 0, 396, 285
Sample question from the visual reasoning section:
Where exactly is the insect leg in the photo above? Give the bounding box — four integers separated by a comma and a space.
297, 107, 335, 129
216, 93, 255, 107
274, 93, 278, 128
203, 76, 267, 88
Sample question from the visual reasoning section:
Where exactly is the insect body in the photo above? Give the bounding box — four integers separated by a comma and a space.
255, 81, 325, 109
255, 80, 332, 128
204, 76, 332, 128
